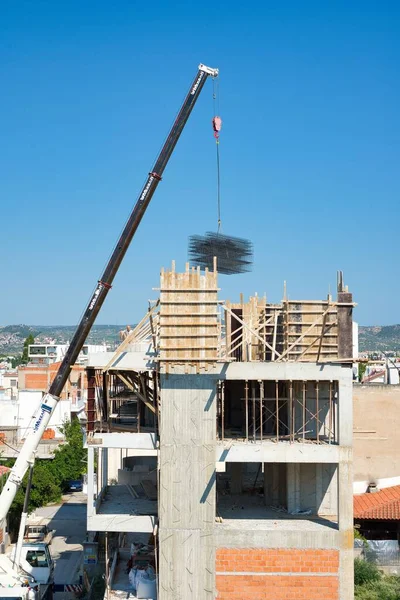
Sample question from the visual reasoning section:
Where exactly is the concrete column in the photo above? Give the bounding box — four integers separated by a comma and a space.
338, 459, 354, 600
287, 463, 301, 514
264, 463, 285, 507
338, 368, 353, 446
316, 463, 338, 517
102, 447, 108, 488
87, 446, 95, 517
86, 368, 96, 433
229, 463, 243, 494
159, 372, 216, 600
337, 291, 353, 359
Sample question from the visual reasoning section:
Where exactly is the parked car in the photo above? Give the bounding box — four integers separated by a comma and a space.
67, 479, 83, 492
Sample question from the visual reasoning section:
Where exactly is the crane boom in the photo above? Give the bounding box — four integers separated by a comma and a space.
0, 63, 218, 522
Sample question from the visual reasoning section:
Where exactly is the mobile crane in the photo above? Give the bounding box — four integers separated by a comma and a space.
0, 62, 218, 596
0, 464, 54, 600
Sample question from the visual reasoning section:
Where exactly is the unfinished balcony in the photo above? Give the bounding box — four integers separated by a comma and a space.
87, 433, 158, 534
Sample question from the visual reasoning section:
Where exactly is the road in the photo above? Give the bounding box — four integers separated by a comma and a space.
34, 491, 87, 587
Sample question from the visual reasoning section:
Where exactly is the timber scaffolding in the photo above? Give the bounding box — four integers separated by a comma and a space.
86, 262, 355, 445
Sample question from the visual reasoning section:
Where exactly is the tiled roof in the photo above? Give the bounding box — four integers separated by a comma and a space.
0, 466, 11, 477
354, 485, 400, 520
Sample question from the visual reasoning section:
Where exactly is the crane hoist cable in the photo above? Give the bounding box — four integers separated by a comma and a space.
212, 77, 222, 232
188, 75, 253, 275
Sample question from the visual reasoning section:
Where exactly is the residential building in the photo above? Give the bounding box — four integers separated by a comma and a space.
18, 361, 87, 406
354, 485, 400, 573
0, 371, 18, 400
353, 383, 400, 494
85, 263, 355, 600
28, 343, 108, 366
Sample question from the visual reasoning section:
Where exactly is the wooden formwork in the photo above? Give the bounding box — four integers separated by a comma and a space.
280, 298, 338, 361
159, 260, 219, 370
223, 294, 353, 363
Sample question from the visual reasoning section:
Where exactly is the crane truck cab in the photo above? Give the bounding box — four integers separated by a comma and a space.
0, 555, 37, 600
1, 543, 54, 600
0, 586, 37, 600
10, 543, 53, 586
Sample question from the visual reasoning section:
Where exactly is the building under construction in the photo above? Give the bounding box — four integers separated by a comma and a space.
85, 262, 354, 600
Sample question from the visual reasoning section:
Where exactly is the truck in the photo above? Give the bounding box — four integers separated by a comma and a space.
0, 542, 53, 600
23, 520, 54, 546
0, 63, 218, 596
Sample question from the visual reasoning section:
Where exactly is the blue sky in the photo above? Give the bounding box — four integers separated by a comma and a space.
1, 0, 399, 326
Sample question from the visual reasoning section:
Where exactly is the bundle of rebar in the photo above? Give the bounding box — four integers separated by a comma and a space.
188, 231, 253, 275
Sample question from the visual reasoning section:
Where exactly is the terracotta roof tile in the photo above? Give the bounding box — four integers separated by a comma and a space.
354, 485, 400, 520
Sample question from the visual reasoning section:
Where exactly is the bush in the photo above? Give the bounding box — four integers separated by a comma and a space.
354, 558, 400, 600
354, 558, 381, 586
355, 577, 400, 600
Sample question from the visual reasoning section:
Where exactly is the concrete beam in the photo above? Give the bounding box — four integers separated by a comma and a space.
87, 514, 156, 533
216, 441, 349, 464
87, 447, 95, 518
86, 432, 157, 449
220, 362, 349, 382
215, 524, 339, 549
167, 362, 351, 381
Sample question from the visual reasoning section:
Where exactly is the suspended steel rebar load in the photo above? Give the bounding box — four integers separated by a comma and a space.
189, 231, 253, 275
188, 78, 254, 275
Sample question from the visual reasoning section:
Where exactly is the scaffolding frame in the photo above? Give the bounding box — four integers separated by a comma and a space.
217, 379, 338, 445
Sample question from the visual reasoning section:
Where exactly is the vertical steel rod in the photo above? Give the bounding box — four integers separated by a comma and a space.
334, 381, 337, 443
245, 380, 249, 441
252, 382, 256, 441
290, 380, 294, 442
316, 381, 320, 444
275, 380, 279, 442
221, 381, 225, 441
137, 386, 141, 433
259, 380, 264, 443
329, 380, 333, 444
302, 381, 306, 440
105, 531, 109, 600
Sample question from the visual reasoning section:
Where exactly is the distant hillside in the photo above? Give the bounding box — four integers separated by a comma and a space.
0, 324, 124, 356
359, 325, 400, 352
2, 323, 400, 356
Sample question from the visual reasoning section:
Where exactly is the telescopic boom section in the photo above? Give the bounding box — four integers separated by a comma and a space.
0, 63, 218, 521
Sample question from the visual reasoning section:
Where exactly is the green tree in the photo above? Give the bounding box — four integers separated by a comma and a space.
50, 418, 87, 489
2, 461, 61, 540
358, 362, 368, 382
21, 334, 35, 364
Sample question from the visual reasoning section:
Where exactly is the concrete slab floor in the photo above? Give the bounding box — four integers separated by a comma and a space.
98, 485, 157, 516
216, 515, 338, 532
217, 494, 338, 530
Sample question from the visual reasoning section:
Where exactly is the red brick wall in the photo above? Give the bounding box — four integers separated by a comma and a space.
216, 548, 339, 600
